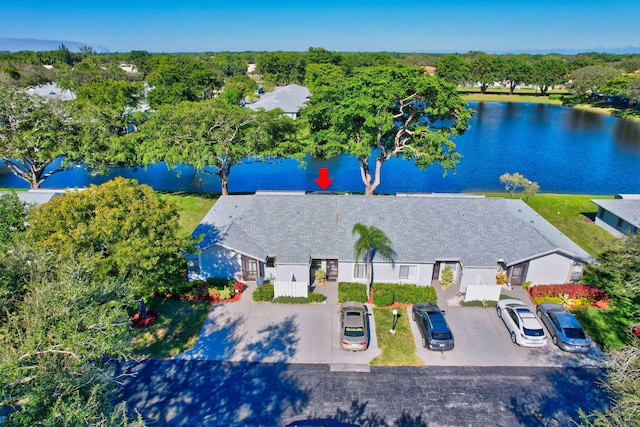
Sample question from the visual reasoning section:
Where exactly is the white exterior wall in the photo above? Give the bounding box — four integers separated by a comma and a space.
460, 267, 499, 293
464, 284, 503, 302
198, 246, 242, 279
526, 253, 574, 285
338, 262, 433, 286
276, 264, 310, 283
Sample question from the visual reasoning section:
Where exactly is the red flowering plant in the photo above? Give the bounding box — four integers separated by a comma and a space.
529, 284, 609, 307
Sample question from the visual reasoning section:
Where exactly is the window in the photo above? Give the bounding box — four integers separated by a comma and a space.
354, 264, 367, 278
617, 218, 623, 229
187, 257, 200, 275
399, 265, 417, 279
266, 257, 276, 268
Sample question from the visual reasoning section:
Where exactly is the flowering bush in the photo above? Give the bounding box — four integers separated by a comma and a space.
529, 284, 608, 303
496, 271, 509, 285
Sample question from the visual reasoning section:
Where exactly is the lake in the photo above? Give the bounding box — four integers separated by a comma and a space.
1, 102, 640, 195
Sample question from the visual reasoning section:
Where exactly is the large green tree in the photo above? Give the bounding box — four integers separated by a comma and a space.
26, 177, 193, 294
435, 54, 471, 86
352, 223, 395, 299
627, 76, 640, 104
0, 88, 82, 188
303, 65, 472, 195
469, 53, 504, 94
502, 56, 533, 95
136, 98, 300, 195
532, 57, 568, 95
0, 250, 141, 426
568, 65, 620, 97
257, 51, 306, 85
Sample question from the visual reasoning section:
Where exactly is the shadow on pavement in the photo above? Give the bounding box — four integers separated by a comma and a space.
118, 359, 310, 426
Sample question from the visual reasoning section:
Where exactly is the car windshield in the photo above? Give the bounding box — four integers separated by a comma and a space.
564, 327, 587, 339
431, 331, 453, 340
523, 327, 545, 337
344, 326, 364, 337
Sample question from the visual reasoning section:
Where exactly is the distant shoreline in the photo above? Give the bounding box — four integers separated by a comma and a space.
462, 92, 640, 122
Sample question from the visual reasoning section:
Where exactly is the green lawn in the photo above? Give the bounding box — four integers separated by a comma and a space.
484, 192, 616, 259
572, 305, 636, 351
370, 308, 424, 366
130, 297, 212, 358
157, 191, 217, 238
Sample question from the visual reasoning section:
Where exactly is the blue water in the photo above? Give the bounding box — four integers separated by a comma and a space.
1, 102, 640, 194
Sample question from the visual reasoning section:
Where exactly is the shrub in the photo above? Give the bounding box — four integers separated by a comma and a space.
206, 277, 237, 289
233, 281, 245, 294
314, 269, 327, 283
253, 284, 274, 302
529, 284, 608, 302
272, 294, 327, 304
522, 281, 532, 290
338, 282, 367, 303
219, 287, 233, 299
548, 94, 564, 100
441, 266, 453, 289
532, 296, 562, 305
372, 289, 394, 307
413, 286, 437, 303
309, 293, 326, 303
208, 288, 220, 300
371, 283, 437, 304
496, 271, 508, 285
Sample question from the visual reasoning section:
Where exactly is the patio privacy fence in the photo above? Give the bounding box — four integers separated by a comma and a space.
274, 281, 309, 298
464, 277, 502, 302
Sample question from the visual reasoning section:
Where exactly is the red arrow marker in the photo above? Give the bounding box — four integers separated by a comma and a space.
314, 167, 334, 190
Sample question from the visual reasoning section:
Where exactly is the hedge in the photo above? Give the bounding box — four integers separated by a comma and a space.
338, 282, 438, 305
273, 294, 327, 304
338, 282, 367, 303
529, 284, 608, 302
253, 284, 274, 302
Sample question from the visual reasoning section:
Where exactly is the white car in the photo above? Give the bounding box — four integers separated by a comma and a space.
496, 299, 547, 347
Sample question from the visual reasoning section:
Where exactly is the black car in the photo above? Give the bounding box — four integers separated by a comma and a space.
412, 302, 454, 351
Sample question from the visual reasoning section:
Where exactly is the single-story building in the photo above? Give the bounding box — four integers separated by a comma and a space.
0, 189, 67, 205
189, 192, 593, 293
246, 84, 310, 119
592, 195, 640, 237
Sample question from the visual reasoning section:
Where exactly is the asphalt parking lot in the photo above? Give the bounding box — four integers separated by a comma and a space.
174, 301, 381, 367
407, 305, 608, 368
174, 286, 608, 369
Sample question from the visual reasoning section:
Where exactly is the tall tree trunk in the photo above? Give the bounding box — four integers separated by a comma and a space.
359, 156, 384, 196
218, 167, 230, 196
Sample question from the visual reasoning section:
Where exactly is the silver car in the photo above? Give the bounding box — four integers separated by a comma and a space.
339, 301, 369, 351
537, 303, 591, 353
497, 299, 547, 347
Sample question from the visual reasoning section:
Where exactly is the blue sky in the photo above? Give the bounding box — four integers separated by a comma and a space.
2, 0, 639, 53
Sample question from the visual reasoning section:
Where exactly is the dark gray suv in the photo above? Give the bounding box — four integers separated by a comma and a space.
412, 302, 454, 351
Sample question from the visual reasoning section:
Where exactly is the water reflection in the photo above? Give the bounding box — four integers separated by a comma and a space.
563, 109, 605, 133
613, 119, 640, 154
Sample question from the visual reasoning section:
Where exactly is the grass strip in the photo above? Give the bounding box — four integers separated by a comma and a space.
370, 307, 424, 366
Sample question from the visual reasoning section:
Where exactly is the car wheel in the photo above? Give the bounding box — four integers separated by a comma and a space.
412, 310, 416, 321
552, 335, 558, 346
422, 337, 427, 348
497, 307, 502, 318
510, 331, 516, 344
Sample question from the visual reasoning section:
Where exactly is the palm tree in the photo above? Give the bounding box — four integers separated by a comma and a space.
352, 223, 395, 299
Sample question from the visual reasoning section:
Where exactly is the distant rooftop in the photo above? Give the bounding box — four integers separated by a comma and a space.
26, 82, 76, 101
246, 84, 310, 114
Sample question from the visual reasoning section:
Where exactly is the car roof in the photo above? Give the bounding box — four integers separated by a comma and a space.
344, 311, 364, 328
540, 302, 568, 313
552, 312, 583, 329
426, 311, 451, 333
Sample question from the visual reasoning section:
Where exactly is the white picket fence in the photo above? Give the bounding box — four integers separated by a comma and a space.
274, 281, 309, 298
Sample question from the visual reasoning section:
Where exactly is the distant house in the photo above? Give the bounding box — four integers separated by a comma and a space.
118, 62, 138, 73
424, 66, 436, 75
189, 193, 593, 291
0, 189, 67, 205
246, 84, 310, 119
592, 195, 640, 237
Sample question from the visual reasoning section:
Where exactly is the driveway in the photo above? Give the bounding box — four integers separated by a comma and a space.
408, 306, 608, 368
174, 301, 380, 367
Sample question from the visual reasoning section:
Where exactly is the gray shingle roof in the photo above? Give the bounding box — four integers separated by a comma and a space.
194, 194, 593, 267
246, 84, 310, 114
592, 199, 640, 228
